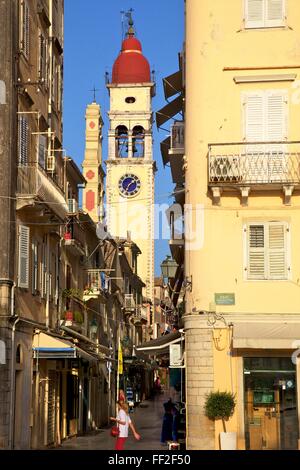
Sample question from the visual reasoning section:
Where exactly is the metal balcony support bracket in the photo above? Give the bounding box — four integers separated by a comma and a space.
283, 185, 294, 206
211, 186, 222, 206
240, 187, 250, 206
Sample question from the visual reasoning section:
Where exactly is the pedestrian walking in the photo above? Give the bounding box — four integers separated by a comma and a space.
110, 401, 141, 450
160, 398, 176, 444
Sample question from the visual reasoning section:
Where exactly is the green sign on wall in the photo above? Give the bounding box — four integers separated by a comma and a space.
214, 293, 235, 305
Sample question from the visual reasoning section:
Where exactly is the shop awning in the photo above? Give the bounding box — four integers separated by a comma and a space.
163, 70, 183, 100
156, 95, 183, 129
232, 322, 300, 349
33, 332, 76, 359
33, 332, 105, 362
136, 331, 183, 356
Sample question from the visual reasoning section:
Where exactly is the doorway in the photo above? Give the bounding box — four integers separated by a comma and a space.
244, 357, 298, 450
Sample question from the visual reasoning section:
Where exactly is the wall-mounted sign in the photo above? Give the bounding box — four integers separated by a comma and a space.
170, 344, 181, 367
214, 293, 235, 305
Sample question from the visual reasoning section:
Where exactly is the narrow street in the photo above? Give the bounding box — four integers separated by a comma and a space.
56, 393, 169, 451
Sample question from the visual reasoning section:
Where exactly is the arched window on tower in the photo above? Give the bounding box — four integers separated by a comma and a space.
132, 126, 145, 158
116, 125, 128, 158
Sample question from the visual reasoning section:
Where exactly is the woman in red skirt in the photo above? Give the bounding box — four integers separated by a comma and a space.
110, 401, 141, 450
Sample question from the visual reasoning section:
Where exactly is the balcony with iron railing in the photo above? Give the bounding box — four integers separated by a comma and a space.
208, 142, 300, 187
131, 308, 142, 326
17, 162, 68, 219
123, 294, 136, 314
62, 297, 85, 334
63, 221, 85, 257
83, 269, 106, 302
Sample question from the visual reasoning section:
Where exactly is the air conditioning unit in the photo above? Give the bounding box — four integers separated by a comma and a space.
46, 155, 55, 171
68, 198, 77, 214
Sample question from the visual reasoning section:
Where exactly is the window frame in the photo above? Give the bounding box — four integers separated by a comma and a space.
244, 0, 286, 30
243, 220, 291, 281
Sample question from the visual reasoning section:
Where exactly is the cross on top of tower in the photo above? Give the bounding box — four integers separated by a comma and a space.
89, 85, 100, 103
125, 8, 135, 37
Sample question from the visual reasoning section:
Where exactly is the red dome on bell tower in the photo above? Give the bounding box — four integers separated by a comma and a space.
112, 20, 151, 84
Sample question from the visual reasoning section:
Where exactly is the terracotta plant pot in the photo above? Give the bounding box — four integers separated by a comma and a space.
65, 311, 73, 321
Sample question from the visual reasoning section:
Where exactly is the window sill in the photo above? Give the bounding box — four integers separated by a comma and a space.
241, 25, 287, 32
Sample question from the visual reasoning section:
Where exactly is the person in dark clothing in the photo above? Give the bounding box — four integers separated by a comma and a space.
160, 399, 178, 444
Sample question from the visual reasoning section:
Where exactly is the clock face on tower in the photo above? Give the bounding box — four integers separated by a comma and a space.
118, 174, 141, 197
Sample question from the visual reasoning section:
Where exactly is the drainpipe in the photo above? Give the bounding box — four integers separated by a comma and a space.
45, 233, 50, 329
8, 313, 19, 450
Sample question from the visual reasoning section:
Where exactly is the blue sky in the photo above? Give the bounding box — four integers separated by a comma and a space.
63, 0, 184, 275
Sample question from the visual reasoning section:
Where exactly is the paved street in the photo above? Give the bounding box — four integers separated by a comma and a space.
57, 392, 171, 450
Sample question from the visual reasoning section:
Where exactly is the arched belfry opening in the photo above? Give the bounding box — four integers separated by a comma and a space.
116, 125, 128, 158
132, 126, 145, 158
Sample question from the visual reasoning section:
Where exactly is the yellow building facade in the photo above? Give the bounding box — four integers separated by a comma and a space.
185, 0, 300, 450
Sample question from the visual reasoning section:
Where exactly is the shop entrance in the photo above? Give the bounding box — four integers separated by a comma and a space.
244, 357, 298, 450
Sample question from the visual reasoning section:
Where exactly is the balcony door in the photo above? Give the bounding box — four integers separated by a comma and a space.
242, 90, 288, 183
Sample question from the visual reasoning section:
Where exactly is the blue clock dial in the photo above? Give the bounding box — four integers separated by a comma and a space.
119, 174, 141, 197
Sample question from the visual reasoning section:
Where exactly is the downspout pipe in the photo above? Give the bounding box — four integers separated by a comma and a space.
8, 312, 19, 450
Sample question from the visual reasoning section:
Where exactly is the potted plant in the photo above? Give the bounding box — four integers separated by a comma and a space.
64, 231, 72, 240
204, 390, 237, 450
74, 310, 84, 324
65, 310, 73, 322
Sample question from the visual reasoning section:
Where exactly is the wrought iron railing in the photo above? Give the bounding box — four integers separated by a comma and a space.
208, 142, 300, 185
86, 269, 103, 293
124, 294, 136, 310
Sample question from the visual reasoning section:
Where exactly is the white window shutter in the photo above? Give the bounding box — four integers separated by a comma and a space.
268, 222, 287, 279
244, 93, 265, 143
18, 225, 30, 288
266, 91, 288, 180
245, 0, 264, 28
266, 0, 285, 27
266, 91, 287, 142
248, 224, 266, 279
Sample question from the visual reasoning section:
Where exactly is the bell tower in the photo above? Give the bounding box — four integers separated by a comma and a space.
82, 101, 105, 223
106, 14, 156, 304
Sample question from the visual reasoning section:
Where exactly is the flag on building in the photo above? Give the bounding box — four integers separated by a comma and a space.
118, 338, 123, 375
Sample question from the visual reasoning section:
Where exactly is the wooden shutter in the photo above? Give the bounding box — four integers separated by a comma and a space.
18, 116, 29, 165
248, 224, 266, 279
31, 240, 38, 294
245, 0, 264, 28
266, 0, 285, 27
18, 225, 30, 288
38, 31, 46, 80
38, 135, 47, 168
266, 91, 287, 142
268, 222, 287, 279
243, 93, 265, 181
266, 90, 288, 180
244, 92, 265, 143
21, 1, 30, 58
